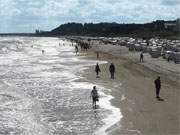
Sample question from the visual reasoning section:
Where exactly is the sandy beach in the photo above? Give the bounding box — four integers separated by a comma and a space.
0, 36, 179, 135
79, 43, 180, 135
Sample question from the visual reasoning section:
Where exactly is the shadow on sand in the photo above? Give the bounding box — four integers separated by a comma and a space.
157, 97, 165, 101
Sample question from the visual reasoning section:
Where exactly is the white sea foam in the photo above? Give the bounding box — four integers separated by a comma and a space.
0, 36, 122, 135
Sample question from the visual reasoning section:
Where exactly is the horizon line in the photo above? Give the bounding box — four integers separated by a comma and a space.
1, 18, 179, 34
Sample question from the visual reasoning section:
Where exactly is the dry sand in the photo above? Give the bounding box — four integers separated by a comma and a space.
79, 44, 180, 135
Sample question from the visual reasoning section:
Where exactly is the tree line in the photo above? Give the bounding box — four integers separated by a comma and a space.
36, 19, 180, 39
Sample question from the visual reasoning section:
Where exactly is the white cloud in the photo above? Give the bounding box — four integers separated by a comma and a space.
0, 0, 179, 33
0, 0, 21, 17
19, 0, 79, 18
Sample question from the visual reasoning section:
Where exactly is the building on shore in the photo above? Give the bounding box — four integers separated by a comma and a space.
164, 18, 180, 32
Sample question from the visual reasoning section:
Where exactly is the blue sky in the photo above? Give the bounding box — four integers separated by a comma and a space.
0, 0, 179, 33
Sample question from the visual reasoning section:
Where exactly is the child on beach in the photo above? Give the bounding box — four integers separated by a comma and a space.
90, 86, 99, 106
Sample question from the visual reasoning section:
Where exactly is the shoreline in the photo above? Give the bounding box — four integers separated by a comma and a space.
76, 55, 122, 135
79, 44, 179, 135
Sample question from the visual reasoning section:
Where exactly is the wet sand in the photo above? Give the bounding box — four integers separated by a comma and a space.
79, 44, 180, 135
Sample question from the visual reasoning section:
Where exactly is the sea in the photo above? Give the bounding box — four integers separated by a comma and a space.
0, 36, 121, 135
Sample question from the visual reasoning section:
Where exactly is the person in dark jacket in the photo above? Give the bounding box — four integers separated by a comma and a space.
95, 63, 101, 78
109, 63, 115, 79
75, 45, 78, 54
140, 52, 144, 62
154, 76, 161, 99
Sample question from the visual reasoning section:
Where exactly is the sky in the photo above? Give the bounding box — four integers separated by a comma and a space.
0, 0, 180, 33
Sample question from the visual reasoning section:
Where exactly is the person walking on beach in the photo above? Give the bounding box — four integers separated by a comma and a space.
75, 45, 78, 54
167, 56, 170, 62
154, 76, 161, 99
140, 52, 144, 62
95, 63, 101, 78
96, 51, 99, 59
42, 50, 45, 54
109, 63, 115, 79
90, 86, 99, 106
